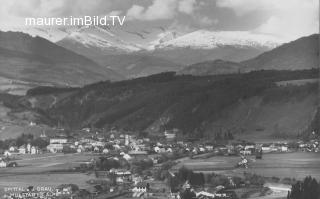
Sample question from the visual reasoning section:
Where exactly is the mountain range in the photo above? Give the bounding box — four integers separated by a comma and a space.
0, 30, 318, 141
56, 27, 281, 77
0, 30, 122, 88
179, 34, 319, 76
0, 27, 318, 94
7, 26, 282, 73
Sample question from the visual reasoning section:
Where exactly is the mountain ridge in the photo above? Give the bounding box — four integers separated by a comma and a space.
0, 30, 123, 89
178, 34, 319, 76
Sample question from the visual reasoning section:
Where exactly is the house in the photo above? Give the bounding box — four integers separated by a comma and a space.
93, 146, 100, 153
109, 169, 132, 183
281, 146, 288, 152
18, 145, 26, 154
154, 146, 166, 153
129, 151, 148, 160
4, 150, 11, 157
47, 143, 64, 153
125, 134, 131, 146
9, 146, 17, 152
261, 144, 271, 152
164, 130, 177, 140
102, 148, 109, 154
245, 144, 255, 152
170, 192, 180, 199
196, 191, 215, 199
270, 144, 278, 152
92, 141, 105, 147
26, 143, 32, 153
55, 185, 73, 196
30, 146, 39, 154
205, 145, 214, 151
166, 148, 173, 153
240, 150, 252, 155
122, 153, 132, 161
132, 176, 143, 185
50, 138, 68, 144
199, 147, 206, 153
132, 182, 149, 193
40, 132, 47, 138
0, 160, 7, 168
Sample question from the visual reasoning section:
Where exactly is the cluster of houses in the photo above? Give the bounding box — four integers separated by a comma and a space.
168, 181, 237, 199
3, 143, 40, 157
297, 139, 320, 152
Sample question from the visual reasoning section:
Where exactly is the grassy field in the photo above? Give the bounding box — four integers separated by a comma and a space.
0, 153, 96, 173
0, 153, 99, 195
174, 152, 320, 180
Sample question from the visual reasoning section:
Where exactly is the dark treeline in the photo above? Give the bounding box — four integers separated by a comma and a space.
287, 176, 320, 199
26, 86, 79, 96
167, 167, 267, 193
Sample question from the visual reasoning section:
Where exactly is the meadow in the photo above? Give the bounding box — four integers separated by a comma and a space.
174, 152, 320, 180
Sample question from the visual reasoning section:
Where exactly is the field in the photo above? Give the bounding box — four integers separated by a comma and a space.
0, 153, 99, 195
173, 152, 320, 180
276, 78, 318, 86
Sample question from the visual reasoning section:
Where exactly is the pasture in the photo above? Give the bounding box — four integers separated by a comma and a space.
0, 153, 99, 195
174, 152, 320, 180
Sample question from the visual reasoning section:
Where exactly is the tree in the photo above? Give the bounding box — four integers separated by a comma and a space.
180, 189, 196, 199
167, 176, 180, 192
31, 138, 49, 149
288, 176, 320, 199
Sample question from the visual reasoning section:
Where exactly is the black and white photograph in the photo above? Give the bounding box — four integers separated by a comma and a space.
0, 0, 319, 198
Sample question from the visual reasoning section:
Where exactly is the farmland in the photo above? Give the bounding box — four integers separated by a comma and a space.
173, 152, 320, 180
0, 153, 98, 195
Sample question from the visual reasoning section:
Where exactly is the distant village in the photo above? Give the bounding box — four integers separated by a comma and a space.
1, 125, 319, 199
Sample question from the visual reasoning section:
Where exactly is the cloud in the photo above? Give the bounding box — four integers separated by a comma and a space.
216, 0, 319, 41
0, 0, 116, 28
178, 0, 196, 15
108, 10, 122, 16
198, 16, 218, 26
126, 5, 145, 19
0, 0, 316, 42
216, 0, 269, 16
127, 0, 177, 21
3, 0, 114, 17
126, 0, 198, 21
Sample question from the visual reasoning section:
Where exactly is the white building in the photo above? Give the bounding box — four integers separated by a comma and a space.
164, 130, 176, 140
30, 146, 39, 154
132, 182, 149, 193
0, 160, 7, 168
4, 150, 11, 157
47, 143, 64, 153
50, 138, 68, 144
9, 146, 17, 152
281, 146, 288, 152
102, 148, 109, 154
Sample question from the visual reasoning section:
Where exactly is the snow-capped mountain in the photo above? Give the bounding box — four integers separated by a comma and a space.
154, 30, 282, 50
149, 30, 283, 65
5, 26, 70, 42
148, 31, 180, 49
55, 26, 182, 79
4, 26, 288, 77
57, 26, 142, 55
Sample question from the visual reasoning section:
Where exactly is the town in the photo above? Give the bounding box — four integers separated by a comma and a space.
0, 126, 319, 199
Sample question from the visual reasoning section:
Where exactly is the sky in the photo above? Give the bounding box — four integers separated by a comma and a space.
0, 0, 318, 42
